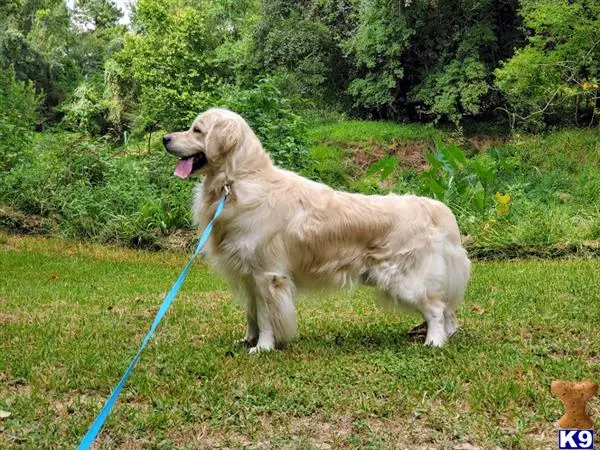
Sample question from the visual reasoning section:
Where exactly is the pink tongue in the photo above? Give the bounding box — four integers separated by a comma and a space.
174, 158, 194, 179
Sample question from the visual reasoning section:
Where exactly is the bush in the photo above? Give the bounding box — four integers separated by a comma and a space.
60, 78, 110, 135
495, 0, 600, 130
105, 0, 256, 134
344, 0, 522, 122
0, 66, 42, 169
218, 79, 309, 170
0, 133, 192, 248
416, 139, 498, 217
0, 81, 309, 247
411, 57, 490, 126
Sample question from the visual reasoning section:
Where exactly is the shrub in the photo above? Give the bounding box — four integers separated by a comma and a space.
495, 0, 600, 130
104, 0, 256, 134
417, 139, 499, 216
0, 66, 42, 169
218, 79, 309, 171
0, 133, 192, 248
60, 78, 110, 135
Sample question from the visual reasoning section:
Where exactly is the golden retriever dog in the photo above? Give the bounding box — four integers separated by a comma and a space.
163, 108, 471, 353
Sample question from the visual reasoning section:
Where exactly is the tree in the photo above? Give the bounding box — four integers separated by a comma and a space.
73, 0, 123, 30
105, 0, 257, 132
0, 66, 41, 168
345, 0, 523, 123
0, 0, 80, 118
495, 0, 600, 129
252, 0, 356, 108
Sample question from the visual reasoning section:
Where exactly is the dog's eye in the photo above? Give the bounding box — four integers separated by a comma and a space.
193, 127, 203, 134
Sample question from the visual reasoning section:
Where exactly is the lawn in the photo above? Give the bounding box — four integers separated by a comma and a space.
1, 234, 599, 449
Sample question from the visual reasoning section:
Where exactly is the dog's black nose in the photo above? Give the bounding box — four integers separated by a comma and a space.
162, 135, 171, 148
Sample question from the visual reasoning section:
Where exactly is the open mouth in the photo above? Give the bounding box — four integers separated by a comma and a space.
173, 153, 208, 179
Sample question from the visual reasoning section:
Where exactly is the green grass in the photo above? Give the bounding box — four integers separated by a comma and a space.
1, 234, 599, 448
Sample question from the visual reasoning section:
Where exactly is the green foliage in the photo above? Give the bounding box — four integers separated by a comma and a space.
73, 0, 122, 29
0, 85, 306, 247
349, 156, 400, 194
412, 58, 489, 126
60, 79, 109, 135
495, 0, 600, 130
253, 0, 355, 108
218, 80, 309, 170
108, 4, 217, 132
0, 66, 42, 169
1, 0, 595, 131
345, 0, 522, 122
300, 145, 348, 189
105, 0, 258, 134
108, 2, 309, 165
0, 133, 192, 247
0, 66, 41, 130
416, 139, 503, 217
419, 140, 473, 208
0, 0, 127, 122
365, 156, 399, 181
344, 0, 412, 113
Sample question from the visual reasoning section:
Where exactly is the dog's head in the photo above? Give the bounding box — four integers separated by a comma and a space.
163, 108, 245, 179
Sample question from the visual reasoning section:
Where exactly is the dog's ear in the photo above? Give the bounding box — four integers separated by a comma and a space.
205, 117, 241, 161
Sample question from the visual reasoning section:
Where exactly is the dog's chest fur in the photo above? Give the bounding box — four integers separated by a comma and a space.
197, 188, 284, 276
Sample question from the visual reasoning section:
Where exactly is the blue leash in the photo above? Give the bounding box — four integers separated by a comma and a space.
77, 193, 228, 450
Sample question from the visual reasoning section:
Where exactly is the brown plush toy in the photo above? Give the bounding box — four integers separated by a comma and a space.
551, 380, 598, 429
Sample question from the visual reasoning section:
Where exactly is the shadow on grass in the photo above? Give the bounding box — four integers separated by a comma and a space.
295, 323, 427, 352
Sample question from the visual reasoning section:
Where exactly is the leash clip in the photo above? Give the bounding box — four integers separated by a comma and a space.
223, 183, 231, 197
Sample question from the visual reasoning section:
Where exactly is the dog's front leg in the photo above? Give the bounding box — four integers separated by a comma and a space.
251, 297, 276, 353
250, 272, 297, 354
233, 281, 259, 347
243, 298, 259, 346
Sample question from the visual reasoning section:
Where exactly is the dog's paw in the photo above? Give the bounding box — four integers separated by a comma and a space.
424, 334, 446, 347
249, 343, 275, 354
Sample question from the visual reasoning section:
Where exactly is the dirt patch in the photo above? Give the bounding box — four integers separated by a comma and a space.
389, 140, 430, 171
0, 313, 20, 325
348, 141, 385, 172
349, 139, 430, 174
465, 135, 505, 152
161, 228, 197, 252
0, 204, 56, 234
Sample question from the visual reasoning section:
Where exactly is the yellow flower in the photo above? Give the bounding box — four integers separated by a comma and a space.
495, 192, 511, 216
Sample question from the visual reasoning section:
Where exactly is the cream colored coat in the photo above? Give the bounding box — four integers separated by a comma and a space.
163, 108, 471, 352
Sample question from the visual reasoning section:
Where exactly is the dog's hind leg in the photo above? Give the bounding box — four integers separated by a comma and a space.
416, 293, 448, 347
443, 308, 458, 337
409, 305, 457, 340
250, 272, 297, 353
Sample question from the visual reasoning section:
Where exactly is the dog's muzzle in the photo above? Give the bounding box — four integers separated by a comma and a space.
163, 134, 208, 179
